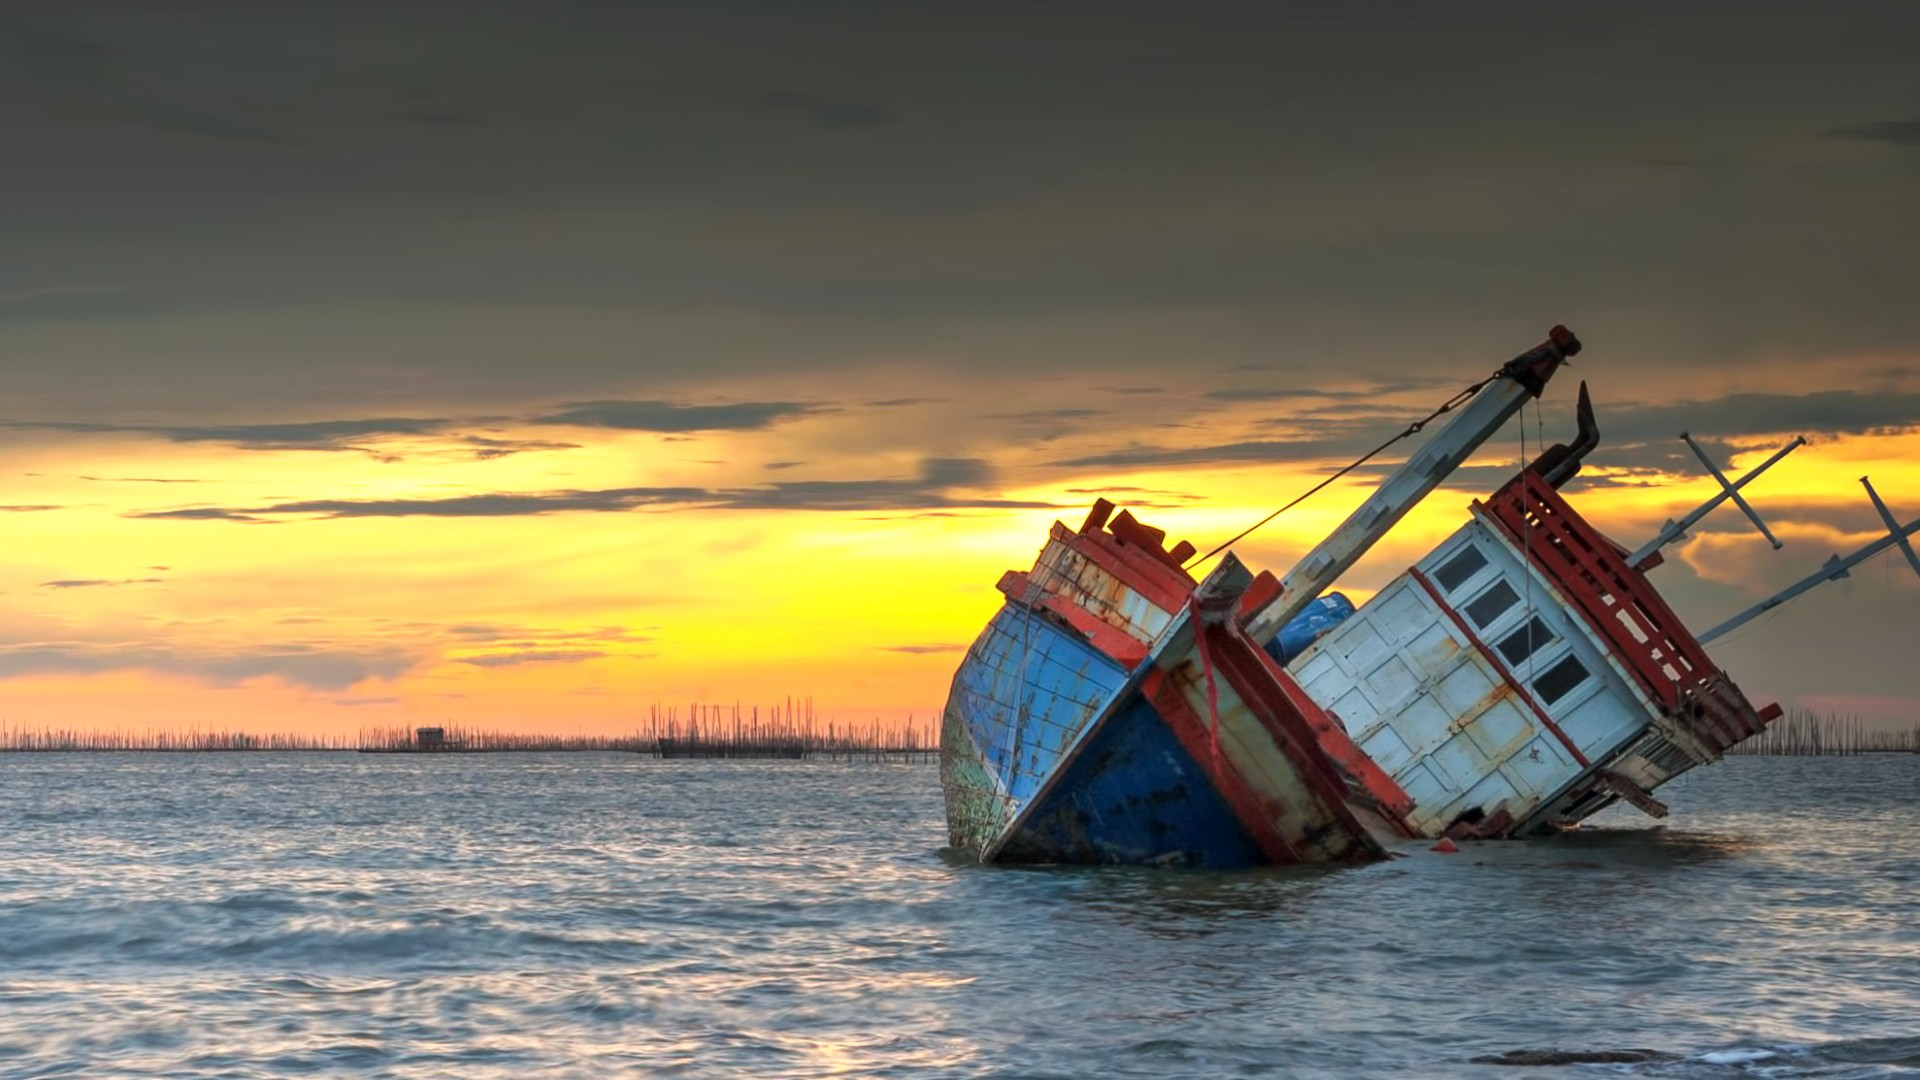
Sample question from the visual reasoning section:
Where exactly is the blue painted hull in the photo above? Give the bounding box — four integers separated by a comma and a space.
990, 692, 1264, 867
939, 602, 1131, 857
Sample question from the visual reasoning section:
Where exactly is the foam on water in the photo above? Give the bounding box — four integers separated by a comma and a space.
1, 753, 1915, 1078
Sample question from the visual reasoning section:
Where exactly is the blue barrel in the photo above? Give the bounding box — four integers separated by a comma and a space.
1264, 593, 1357, 665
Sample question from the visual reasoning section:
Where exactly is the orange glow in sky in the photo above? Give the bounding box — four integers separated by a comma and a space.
4, 367, 1915, 738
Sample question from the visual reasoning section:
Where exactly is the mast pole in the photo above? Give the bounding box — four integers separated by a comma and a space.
1241, 326, 1579, 646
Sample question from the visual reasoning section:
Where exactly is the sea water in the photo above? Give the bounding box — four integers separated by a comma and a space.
1, 752, 1915, 1078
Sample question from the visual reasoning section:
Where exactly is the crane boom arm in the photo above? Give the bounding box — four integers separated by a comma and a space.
1242, 326, 1580, 646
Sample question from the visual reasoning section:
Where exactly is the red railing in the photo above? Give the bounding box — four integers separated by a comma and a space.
1480, 472, 1724, 716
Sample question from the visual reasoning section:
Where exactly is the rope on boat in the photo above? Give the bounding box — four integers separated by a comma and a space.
1183, 370, 1507, 569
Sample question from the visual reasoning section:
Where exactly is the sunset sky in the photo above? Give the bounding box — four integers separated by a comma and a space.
2, 2, 1916, 738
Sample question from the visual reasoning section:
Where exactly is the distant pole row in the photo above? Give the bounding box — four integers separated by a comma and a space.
1726, 710, 1920, 756
0, 700, 942, 760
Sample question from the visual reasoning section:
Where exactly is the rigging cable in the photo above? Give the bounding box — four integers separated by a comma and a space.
1184, 368, 1508, 570
1520, 398, 1539, 681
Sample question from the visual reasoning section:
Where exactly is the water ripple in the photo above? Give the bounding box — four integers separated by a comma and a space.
1, 754, 1916, 1076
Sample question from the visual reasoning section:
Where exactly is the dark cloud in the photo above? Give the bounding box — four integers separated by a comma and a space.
0, 504, 61, 512
4, 416, 452, 450
127, 456, 1052, 519
0, 642, 415, 690
1826, 119, 1920, 146
134, 508, 268, 522
1061, 485, 1203, 503
431, 623, 651, 646
1205, 388, 1374, 403
1600, 390, 1920, 446
712, 482, 1053, 512
11, 419, 576, 461
457, 649, 608, 668
918, 457, 992, 487
992, 408, 1106, 420
461, 434, 579, 460
763, 460, 804, 470
167, 487, 710, 519
40, 577, 164, 589
1057, 439, 1336, 471
530, 400, 819, 432
71, 475, 205, 483
1058, 388, 1920, 474
881, 644, 963, 654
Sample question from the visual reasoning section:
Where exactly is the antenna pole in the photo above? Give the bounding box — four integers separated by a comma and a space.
1698, 477, 1920, 645
1863, 476, 1920, 580
1627, 435, 1804, 568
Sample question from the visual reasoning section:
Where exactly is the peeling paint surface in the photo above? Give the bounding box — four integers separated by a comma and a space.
940, 601, 1130, 856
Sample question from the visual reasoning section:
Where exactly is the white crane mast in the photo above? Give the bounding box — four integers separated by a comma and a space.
1242, 327, 1580, 646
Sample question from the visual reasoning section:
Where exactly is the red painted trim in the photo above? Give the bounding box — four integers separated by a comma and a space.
1080, 499, 1115, 533
1409, 566, 1592, 768
1142, 665, 1304, 864
1060, 525, 1195, 614
1159, 618, 1398, 859
997, 562, 1151, 669
1478, 473, 1773, 754
1037, 595, 1150, 669
1196, 626, 1398, 853
1251, 646, 1417, 828
1201, 627, 1371, 815
1236, 570, 1283, 620
1480, 474, 1710, 711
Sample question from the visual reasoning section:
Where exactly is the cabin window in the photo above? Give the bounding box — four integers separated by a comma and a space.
1434, 546, 1488, 593
1496, 617, 1557, 667
1533, 654, 1591, 705
1464, 580, 1520, 629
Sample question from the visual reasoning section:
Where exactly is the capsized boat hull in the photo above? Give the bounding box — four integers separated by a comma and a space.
940, 329, 1780, 865
939, 481, 1779, 865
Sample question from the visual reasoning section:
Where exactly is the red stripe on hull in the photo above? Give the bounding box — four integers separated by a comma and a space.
1143, 664, 1304, 865
1251, 646, 1417, 829
1149, 619, 1396, 863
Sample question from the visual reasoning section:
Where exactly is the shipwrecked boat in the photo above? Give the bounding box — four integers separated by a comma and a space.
939, 326, 1920, 867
